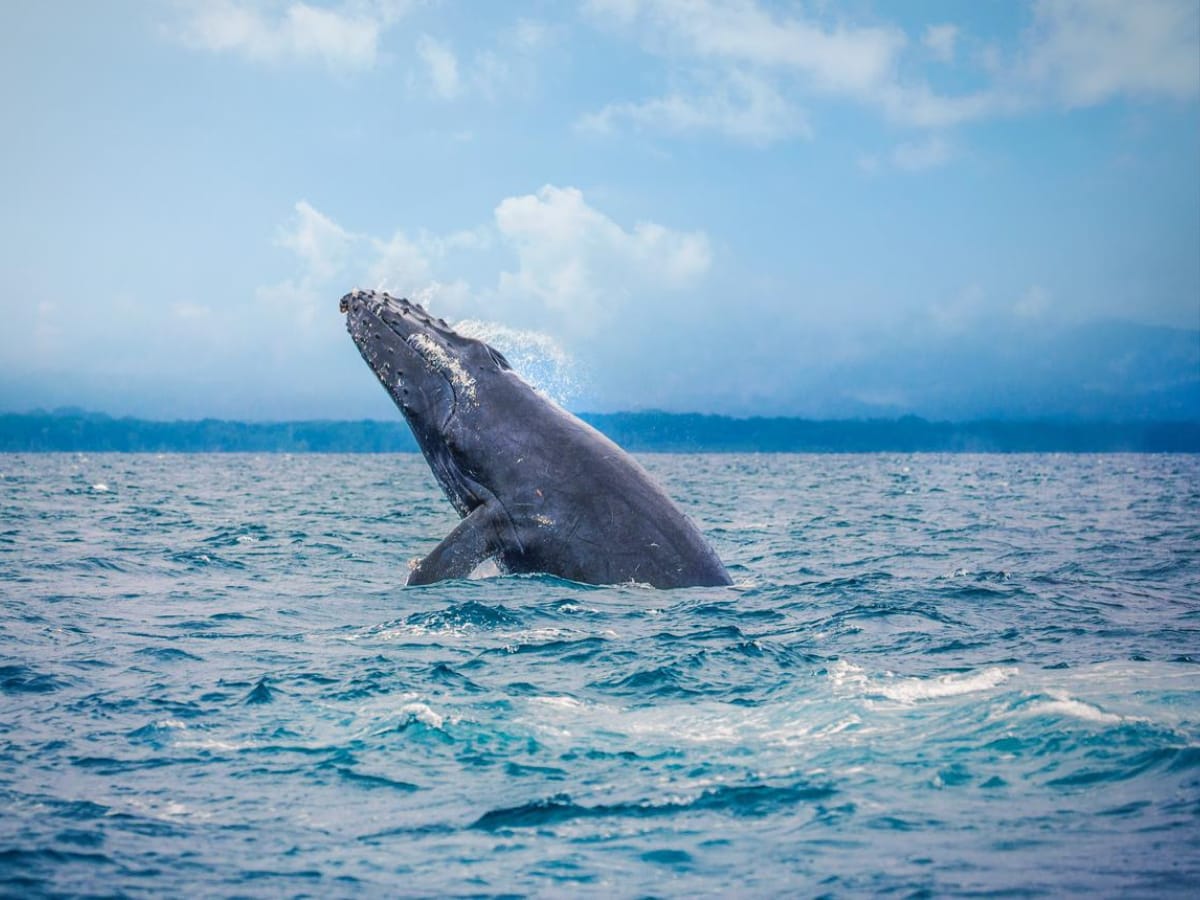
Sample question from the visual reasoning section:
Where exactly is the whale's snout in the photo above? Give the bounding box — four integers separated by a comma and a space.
339, 288, 377, 317
338, 290, 458, 342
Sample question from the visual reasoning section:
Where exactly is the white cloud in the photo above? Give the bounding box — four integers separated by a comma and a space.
411, 20, 556, 104
858, 136, 953, 175
493, 185, 710, 331
1023, 0, 1200, 105
578, 70, 810, 145
360, 228, 479, 313
923, 24, 959, 63
271, 203, 491, 303
263, 190, 707, 405
581, 0, 1200, 144
259, 200, 357, 328
416, 34, 461, 99
587, 0, 905, 94
507, 18, 555, 51
264, 186, 710, 339
367, 231, 433, 294
470, 50, 512, 102
583, 0, 640, 25
416, 227, 492, 257
173, 0, 410, 70
892, 136, 952, 171
580, 0, 915, 140
876, 82, 1005, 129
172, 302, 213, 320
277, 201, 353, 282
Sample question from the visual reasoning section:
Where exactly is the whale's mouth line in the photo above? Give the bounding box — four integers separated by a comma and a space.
400, 333, 459, 433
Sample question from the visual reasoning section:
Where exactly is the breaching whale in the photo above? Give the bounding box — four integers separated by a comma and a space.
340, 289, 732, 588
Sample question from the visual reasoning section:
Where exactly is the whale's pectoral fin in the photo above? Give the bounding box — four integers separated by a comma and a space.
407, 502, 503, 586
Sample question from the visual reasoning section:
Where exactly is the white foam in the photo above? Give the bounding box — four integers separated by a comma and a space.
357, 621, 583, 643
817, 715, 863, 736
828, 661, 1018, 702
874, 667, 1018, 702
827, 660, 869, 689
174, 737, 251, 752
1025, 694, 1124, 725
499, 626, 585, 652
531, 627, 584, 640
399, 701, 445, 729
553, 602, 599, 614
91, 483, 109, 492
371, 623, 454, 641
122, 797, 211, 822
529, 695, 587, 710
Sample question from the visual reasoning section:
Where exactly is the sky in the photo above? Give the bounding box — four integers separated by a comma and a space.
1, 0, 1197, 421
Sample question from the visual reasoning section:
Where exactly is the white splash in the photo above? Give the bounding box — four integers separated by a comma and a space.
873, 666, 1018, 702
467, 558, 502, 579
827, 660, 868, 689
399, 701, 445, 730
1024, 694, 1124, 725
529, 695, 588, 710
828, 660, 1019, 702
409, 333, 477, 402
454, 319, 582, 407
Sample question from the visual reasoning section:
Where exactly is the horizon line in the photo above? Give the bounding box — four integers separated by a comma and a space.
5, 408, 1200, 427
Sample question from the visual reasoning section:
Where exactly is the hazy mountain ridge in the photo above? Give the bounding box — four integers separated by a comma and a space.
808, 319, 1200, 422
2, 410, 1196, 453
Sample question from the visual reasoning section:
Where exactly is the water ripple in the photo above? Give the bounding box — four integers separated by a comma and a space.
1, 452, 1197, 896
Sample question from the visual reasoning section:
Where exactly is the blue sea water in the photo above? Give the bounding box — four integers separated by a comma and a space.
1, 452, 1198, 897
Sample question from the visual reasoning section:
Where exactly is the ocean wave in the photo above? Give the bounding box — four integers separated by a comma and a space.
827, 661, 1019, 702
0, 663, 72, 694
1022, 694, 1125, 725
405, 601, 523, 630
5, 452, 1199, 897
471, 780, 836, 831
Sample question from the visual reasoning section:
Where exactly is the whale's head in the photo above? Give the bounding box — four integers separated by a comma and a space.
340, 289, 514, 512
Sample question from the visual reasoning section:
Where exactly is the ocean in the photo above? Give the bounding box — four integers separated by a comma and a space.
1, 452, 1197, 897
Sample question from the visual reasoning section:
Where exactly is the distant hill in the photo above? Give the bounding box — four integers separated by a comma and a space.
1, 410, 1197, 452
802, 318, 1200, 422
0, 411, 419, 453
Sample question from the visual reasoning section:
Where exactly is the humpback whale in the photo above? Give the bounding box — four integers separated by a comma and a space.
340, 289, 732, 588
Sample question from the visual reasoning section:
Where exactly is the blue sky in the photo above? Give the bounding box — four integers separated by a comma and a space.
1, 0, 1197, 420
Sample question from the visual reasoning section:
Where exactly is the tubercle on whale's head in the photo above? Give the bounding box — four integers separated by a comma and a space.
339, 289, 510, 369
